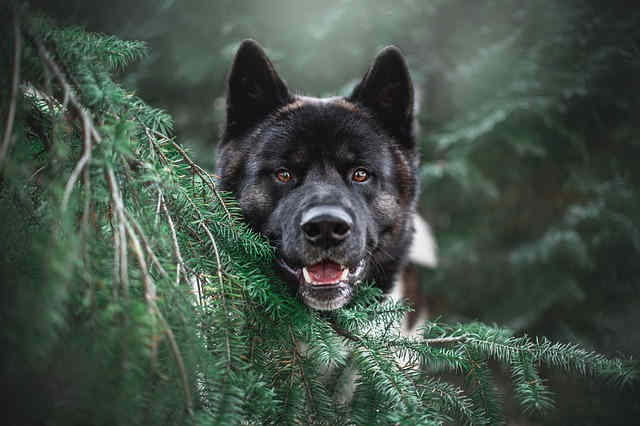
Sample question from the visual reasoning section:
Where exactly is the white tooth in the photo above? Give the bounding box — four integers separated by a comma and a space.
340, 268, 349, 281
302, 267, 312, 283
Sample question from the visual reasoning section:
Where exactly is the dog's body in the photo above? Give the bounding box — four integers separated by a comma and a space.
217, 40, 432, 313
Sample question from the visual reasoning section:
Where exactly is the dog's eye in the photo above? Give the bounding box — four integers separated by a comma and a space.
352, 168, 369, 183
275, 168, 293, 183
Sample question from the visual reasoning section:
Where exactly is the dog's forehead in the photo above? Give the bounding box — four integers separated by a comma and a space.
260, 97, 387, 159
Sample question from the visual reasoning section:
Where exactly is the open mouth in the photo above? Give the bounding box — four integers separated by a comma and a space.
276, 258, 366, 311
302, 261, 349, 285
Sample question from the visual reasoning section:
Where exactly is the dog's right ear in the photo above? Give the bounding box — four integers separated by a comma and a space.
223, 40, 292, 141
348, 46, 414, 142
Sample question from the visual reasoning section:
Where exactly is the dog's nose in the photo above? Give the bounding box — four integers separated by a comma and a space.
300, 206, 353, 248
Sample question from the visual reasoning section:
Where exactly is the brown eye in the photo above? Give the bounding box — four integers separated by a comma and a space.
275, 168, 292, 183
352, 168, 369, 183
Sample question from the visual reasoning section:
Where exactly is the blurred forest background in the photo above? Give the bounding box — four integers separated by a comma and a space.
10, 0, 640, 423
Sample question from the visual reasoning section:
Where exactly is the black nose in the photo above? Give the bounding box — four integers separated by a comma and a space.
300, 206, 353, 248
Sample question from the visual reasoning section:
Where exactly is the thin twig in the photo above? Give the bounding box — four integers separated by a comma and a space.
424, 334, 469, 345
123, 213, 157, 305
154, 189, 162, 225
29, 165, 47, 181
153, 302, 194, 416
124, 210, 169, 280
145, 127, 170, 166
121, 203, 159, 390
42, 65, 56, 150
288, 326, 318, 416
107, 167, 129, 298
123, 215, 159, 413
160, 193, 188, 284
61, 104, 93, 211
195, 274, 203, 307
328, 322, 363, 344
0, 11, 22, 171
80, 118, 92, 234
80, 143, 92, 305
111, 203, 120, 299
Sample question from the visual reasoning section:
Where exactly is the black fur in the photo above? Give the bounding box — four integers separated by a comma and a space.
217, 40, 419, 310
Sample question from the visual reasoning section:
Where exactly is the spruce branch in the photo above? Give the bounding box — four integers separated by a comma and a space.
179, 189, 232, 364
0, 10, 22, 172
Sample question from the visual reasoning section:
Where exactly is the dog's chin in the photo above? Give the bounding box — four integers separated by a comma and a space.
276, 258, 367, 311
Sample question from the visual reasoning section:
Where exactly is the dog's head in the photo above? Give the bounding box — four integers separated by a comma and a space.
217, 40, 418, 310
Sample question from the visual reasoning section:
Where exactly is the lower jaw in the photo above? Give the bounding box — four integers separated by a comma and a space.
275, 258, 366, 311
298, 282, 355, 311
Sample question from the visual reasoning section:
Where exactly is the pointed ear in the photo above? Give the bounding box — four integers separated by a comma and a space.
224, 39, 292, 140
348, 46, 414, 139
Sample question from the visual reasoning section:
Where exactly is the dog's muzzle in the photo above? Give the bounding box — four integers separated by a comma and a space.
275, 204, 367, 311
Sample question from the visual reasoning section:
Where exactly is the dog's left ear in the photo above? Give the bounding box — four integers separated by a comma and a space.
349, 46, 414, 141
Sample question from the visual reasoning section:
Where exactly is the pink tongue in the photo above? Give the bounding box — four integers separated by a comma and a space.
307, 261, 343, 284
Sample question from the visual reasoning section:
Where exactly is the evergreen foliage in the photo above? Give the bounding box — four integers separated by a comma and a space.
1, 5, 638, 425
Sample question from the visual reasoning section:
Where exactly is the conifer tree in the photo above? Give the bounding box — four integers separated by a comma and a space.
1, 5, 637, 425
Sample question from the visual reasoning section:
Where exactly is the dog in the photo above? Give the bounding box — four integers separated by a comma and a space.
216, 40, 435, 318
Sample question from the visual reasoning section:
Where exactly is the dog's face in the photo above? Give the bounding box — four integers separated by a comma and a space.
217, 40, 418, 310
